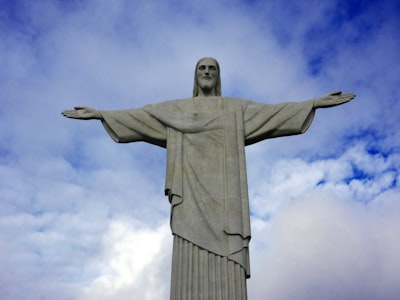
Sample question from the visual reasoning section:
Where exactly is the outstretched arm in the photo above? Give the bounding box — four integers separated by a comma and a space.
314, 91, 356, 109
62, 106, 102, 120
62, 106, 168, 147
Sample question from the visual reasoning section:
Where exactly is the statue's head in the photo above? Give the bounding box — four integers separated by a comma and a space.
193, 57, 221, 97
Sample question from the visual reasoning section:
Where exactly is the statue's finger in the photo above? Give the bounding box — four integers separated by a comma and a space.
341, 94, 355, 101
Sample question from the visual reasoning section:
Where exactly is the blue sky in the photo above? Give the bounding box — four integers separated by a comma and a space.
0, 0, 399, 299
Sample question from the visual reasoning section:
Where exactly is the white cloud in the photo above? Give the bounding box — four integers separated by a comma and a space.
249, 141, 398, 217
79, 218, 171, 300
249, 189, 400, 300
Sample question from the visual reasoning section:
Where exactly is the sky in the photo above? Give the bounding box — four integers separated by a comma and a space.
0, 0, 399, 299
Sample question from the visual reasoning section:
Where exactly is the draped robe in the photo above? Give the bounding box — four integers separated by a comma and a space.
100, 96, 315, 298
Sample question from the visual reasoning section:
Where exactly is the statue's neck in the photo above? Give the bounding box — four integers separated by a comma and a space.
197, 88, 216, 97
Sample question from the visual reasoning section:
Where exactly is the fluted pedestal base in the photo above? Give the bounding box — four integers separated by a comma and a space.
170, 235, 247, 300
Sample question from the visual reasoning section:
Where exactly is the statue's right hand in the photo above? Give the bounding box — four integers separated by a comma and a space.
62, 106, 102, 120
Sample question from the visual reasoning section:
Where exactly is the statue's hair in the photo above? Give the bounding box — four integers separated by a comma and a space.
193, 57, 221, 97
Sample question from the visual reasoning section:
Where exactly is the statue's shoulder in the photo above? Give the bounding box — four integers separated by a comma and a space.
143, 98, 191, 110
222, 97, 253, 108
222, 97, 250, 103
144, 97, 254, 112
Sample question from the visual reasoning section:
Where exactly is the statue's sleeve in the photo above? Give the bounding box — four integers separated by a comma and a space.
100, 107, 167, 148
243, 99, 315, 145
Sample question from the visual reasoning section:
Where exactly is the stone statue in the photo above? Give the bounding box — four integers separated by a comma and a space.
62, 57, 355, 299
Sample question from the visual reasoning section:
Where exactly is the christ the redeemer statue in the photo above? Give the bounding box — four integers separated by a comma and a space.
62, 57, 355, 300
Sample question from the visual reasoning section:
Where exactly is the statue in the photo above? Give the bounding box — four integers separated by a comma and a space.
62, 57, 355, 299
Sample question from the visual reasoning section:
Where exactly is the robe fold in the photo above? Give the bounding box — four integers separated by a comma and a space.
100, 96, 315, 281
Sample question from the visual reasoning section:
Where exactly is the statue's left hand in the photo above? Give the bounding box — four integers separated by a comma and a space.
314, 91, 356, 108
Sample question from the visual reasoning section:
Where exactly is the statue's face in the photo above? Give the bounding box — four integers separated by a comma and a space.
196, 58, 219, 93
